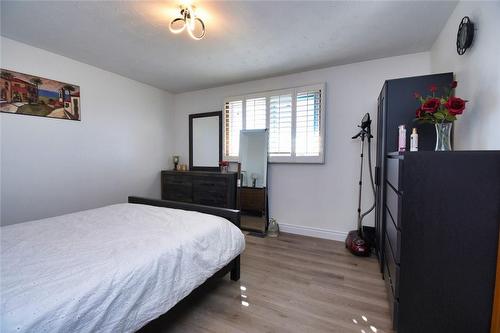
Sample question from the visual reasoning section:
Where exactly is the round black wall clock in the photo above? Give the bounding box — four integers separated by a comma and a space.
456, 16, 474, 55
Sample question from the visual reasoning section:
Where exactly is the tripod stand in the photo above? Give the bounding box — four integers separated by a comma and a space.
345, 113, 376, 256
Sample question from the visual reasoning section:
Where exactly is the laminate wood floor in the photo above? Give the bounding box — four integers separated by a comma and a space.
138, 233, 394, 333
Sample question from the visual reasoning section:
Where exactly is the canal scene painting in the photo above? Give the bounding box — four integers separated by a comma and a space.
1, 69, 80, 121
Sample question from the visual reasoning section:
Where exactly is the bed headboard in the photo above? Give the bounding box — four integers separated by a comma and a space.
128, 196, 240, 228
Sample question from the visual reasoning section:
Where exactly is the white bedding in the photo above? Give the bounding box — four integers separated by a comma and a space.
0, 203, 245, 333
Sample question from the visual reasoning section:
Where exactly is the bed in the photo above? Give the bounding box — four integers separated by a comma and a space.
0, 196, 244, 333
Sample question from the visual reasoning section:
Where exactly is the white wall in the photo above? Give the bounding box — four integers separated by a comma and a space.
430, 1, 500, 150
173, 52, 431, 239
0, 37, 174, 225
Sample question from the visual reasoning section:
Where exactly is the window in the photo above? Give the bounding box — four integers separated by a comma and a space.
223, 84, 325, 163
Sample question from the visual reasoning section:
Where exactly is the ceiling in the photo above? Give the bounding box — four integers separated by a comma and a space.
0, 1, 457, 93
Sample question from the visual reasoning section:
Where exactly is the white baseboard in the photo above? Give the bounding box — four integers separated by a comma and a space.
278, 223, 348, 242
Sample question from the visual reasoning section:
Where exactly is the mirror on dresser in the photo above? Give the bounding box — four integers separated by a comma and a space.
189, 111, 222, 171
238, 129, 268, 233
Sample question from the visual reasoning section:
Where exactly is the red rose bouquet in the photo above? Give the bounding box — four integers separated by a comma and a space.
414, 81, 467, 124
219, 160, 229, 172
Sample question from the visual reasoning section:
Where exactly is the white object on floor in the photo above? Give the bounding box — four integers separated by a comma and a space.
0, 203, 245, 333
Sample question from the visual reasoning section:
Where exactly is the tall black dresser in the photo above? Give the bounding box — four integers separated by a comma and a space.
383, 151, 500, 333
375, 72, 454, 269
161, 170, 237, 209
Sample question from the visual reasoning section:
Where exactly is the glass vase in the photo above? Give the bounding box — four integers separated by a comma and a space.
435, 122, 453, 151
267, 218, 279, 237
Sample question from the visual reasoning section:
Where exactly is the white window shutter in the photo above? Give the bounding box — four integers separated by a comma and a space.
223, 84, 324, 163
268, 94, 292, 157
245, 97, 266, 130
224, 100, 243, 158
295, 89, 321, 157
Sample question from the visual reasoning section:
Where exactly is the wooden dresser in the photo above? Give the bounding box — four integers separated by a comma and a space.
375, 73, 454, 271
161, 170, 237, 209
384, 151, 500, 333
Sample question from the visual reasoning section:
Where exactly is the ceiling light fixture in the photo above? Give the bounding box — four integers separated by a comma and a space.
169, 4, 205, 40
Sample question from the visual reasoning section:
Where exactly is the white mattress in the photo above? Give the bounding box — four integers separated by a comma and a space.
0, 203, 245, 333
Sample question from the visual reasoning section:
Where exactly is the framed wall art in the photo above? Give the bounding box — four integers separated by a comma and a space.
1, 69, 80, 121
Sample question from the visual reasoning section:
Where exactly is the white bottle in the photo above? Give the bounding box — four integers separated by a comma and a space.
410, 128, 419, 152
398, 125, 406, 152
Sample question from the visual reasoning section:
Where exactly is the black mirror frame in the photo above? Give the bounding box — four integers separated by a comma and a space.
189, 111, 222, 172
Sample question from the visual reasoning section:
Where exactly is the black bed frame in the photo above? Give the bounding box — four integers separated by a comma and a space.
128, 196, 241, 281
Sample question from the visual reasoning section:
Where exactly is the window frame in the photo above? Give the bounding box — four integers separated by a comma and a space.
223, 83, 325, 164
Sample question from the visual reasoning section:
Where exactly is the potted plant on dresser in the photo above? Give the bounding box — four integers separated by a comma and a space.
414, 80, 468, 151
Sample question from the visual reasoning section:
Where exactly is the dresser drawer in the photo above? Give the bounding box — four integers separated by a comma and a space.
386, 157, 402, 191
386, 183, 402, 229
385, 207, 401, 264
163, 174, 192, 186
192, 178, 226, 206
162, 173, 193, 202
193, 177, 227, 190
240, 187, 266, 212
385, 232, 400, 299
384, 256, 399, 331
